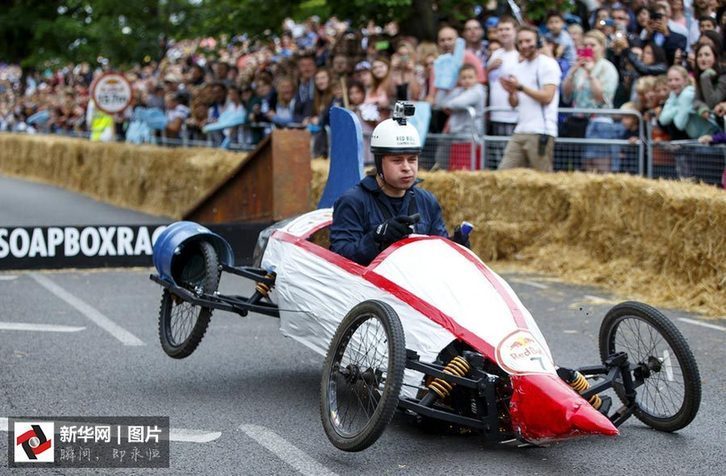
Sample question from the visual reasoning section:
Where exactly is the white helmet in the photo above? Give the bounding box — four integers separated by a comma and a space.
370, 102, 421, 158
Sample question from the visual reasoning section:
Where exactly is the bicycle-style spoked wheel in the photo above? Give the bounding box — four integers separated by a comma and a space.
158, 240, 220, 359
599, 301, 701, 432
320, 300, 406, 452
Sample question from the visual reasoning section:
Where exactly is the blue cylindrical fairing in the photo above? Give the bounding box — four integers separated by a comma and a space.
152, 221, 234, 284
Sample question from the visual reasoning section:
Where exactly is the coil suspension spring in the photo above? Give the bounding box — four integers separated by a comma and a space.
255, 273, 276, 298
427, 356, 471, 400
568, 371, 602, 410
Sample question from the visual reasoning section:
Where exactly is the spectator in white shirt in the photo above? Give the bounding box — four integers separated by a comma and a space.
498, 26, 562, 171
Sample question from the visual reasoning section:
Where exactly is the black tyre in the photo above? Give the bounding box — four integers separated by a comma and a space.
599, 301, 701, 432
320, 300, 406, 452
158, 240, 220, 359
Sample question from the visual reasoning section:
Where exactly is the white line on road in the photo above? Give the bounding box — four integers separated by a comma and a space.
582, 294, 617, 304
0, 322, 86, 333
30, 273, 144, 346
0, 418, 6, 432
511, 279, 549, 289
0, 275, 18, 281
678, 318, 726, 332
239, 424, 338, 476
170, 428, 222, 443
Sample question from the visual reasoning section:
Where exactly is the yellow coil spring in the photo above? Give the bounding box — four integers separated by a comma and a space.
255, 273, 275, 297
427, 356, 471, 399
569, 371, 602, 410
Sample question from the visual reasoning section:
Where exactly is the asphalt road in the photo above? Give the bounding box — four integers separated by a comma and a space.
0, 174, 168, 226
1, 267, 723, 475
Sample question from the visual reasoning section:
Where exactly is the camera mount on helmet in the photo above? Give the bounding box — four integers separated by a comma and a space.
392, 101, 416, 125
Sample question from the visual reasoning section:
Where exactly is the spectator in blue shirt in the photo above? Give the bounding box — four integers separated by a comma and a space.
545, 11, 576, 66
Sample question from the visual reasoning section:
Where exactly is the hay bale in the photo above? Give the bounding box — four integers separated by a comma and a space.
310, 159, 330, 209
0, 134, 243, 218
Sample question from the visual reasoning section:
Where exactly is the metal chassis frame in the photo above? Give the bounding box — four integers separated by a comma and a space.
399, 350, 515, 442
576, 351, 645, 427
149, 264, 280, 318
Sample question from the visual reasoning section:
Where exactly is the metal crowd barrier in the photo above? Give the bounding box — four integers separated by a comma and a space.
4, 109, 725, 188
481, 107, 646, 175
649, 139, 725, 186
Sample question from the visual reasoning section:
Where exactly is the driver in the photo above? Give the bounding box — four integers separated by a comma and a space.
330, 102, 469, 265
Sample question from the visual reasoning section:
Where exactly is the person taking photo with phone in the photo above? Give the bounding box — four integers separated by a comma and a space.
642, 3, 687, 66
562, 30, 619, 172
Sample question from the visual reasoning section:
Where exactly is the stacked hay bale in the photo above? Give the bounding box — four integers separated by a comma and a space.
0, 133, 243, 218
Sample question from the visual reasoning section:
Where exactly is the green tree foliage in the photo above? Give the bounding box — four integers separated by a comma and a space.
0, 0, 568, 68
0, 0, 197, 68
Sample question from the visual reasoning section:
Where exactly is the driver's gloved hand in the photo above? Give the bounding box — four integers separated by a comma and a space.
374, 215, 415, 246
451, 225, 471, 249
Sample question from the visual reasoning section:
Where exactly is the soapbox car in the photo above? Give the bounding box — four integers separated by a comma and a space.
150, 209, 701, 451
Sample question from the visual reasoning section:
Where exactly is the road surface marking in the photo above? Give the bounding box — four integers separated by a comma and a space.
239, 424, 338, 476
30, 273, 144, 346
678, 318, 726, 332
508, 278, 549, 289
170, 428, 222, 443
517, 280, 549, 289
0, 322, 85, 333
582, 295, 617, 304
0, 275, 18, 281
0, 418, 219, 443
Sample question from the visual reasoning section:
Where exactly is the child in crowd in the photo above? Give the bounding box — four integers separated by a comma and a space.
567, 23, 584, 49
659, 65, 720, 179
486, 40, 501, 61
347, 79, 374, 165
435, 63, 486, 136
653, 75, 669, 108
615, 102, 641, 173
434, 63, 486, 169
659, 66, 719, 141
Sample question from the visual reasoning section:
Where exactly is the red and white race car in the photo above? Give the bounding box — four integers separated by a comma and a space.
150, 208, 701, 451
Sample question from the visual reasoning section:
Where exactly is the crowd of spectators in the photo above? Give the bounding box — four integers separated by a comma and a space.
0, 1, 725, 183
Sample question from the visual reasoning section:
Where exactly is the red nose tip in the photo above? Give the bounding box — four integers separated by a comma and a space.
569, 401, 619, 436
509, 374, 619, 444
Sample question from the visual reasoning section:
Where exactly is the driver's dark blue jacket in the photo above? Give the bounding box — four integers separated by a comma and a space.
330, 175, 448, 266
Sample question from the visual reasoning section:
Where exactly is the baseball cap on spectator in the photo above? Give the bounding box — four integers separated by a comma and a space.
355, 61, 371, 72
164, 73, 181, 83
485, 17, 499, 29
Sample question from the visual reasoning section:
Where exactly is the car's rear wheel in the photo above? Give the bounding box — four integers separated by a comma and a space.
599, 301, 701, 432
320, 300, 406, 451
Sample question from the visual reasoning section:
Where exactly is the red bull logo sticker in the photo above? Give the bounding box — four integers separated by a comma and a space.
495, 329, 555, 375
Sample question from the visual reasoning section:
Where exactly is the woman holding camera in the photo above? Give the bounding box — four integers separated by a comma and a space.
562, 30, 619, 172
